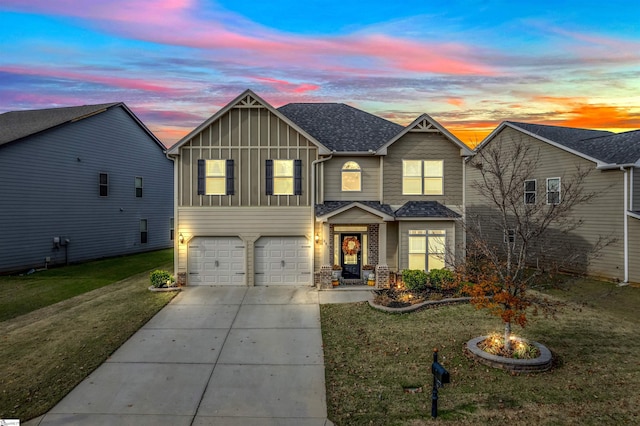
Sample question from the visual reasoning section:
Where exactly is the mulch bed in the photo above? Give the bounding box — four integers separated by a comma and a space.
373, 287, 460, 308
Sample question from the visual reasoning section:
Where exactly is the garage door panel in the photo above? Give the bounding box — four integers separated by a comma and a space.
255, 237, 311, 286
188, 237, 246, 285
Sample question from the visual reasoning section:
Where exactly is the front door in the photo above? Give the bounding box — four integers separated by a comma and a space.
341, 233, 361, 279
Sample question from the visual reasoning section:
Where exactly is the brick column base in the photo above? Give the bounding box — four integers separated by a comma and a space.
375, 265, 390, 289
316, 265, 333, 290
177, 272, 187, 286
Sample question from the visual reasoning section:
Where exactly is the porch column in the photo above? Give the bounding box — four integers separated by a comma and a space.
321, 222, 331, 265
378, 222, 387, 265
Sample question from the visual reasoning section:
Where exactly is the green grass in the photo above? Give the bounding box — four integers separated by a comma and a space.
0, 249, 173, 321
321, 279, 640, 425
0, 259, 176, 421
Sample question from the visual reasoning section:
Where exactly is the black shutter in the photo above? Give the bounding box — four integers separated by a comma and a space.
197, 159, 205, 195
294, 159, 302, 195
226, 159, 235, 195
265, 159, 273, 195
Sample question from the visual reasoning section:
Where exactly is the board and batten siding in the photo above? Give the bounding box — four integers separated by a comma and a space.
0, 106, 173, 273
177, 107, 318, 207
466, 127, 625, 281
177, 206, 313, 285
628, 217, 640, 284
322, 156, 380, 202
382, 132, 465, 206
633, 168, 640, 211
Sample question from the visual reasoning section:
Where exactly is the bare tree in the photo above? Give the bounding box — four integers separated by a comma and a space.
461, 138, 612, 351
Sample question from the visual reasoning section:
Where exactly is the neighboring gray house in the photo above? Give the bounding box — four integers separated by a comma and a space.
0, 103, 174, 274
467, 121, 640, 284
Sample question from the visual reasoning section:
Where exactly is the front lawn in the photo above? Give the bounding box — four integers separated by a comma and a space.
0, 248, 173, 321
0, 254, 176, 421
321, 278, 640, 425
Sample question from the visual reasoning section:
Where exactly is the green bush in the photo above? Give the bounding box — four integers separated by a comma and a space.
402, 269, 428, 291
427, 268, 455, 289
149, 270, 175, 288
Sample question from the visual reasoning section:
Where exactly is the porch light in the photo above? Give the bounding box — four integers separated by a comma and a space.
315, 233, 320, 244
179, 233, 184, 244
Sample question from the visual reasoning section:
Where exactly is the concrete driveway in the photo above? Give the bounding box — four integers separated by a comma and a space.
28, 286, 372, 425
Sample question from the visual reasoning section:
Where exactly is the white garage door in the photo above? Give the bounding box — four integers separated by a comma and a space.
188, 237, 246, 285
255, 236, 311, 286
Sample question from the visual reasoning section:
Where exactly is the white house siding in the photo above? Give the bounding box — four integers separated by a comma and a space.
466, 127, 625, 281
0, 106, 173, 273
398, 221, 457, 271
628, 217, 640, 284
322, 156, 380, 202
382, 132, 464, 206
177, 206, 313, 286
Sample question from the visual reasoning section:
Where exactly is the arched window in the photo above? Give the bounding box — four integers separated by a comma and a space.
341, 161, 361, 191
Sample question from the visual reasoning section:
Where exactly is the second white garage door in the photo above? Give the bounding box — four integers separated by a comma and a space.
255, 236, 311, 286
188, 237, 246, 285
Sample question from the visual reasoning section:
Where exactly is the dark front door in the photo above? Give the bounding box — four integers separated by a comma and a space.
340, 233, 361, 279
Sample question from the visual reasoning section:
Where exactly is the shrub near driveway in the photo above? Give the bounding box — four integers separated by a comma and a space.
320, 279, 640, 425
0, 263, 176, 421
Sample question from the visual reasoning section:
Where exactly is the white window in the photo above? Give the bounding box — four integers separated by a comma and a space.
408, 229, 446, 271
547, 177, 561, 205
341, 161, 361, 191
524, 179, 536, 204
403, 160, 444, 195
273, 160, 294, 195
205, 160, 226, 195
135, 177, 143, 198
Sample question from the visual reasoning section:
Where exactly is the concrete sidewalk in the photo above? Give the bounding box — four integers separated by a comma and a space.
28, 286, 372, 425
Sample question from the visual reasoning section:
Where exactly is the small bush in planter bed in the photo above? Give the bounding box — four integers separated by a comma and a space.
150, 270, 175, 288
427, 268, 455, 289
402, 269, 428, 291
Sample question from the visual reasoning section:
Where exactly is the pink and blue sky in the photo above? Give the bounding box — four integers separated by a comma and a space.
1, 0, 639, 146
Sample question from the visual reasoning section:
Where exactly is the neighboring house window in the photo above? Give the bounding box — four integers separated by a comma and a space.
524, 179, 536, 204
403, 160, 444, 195
197, 159, 235, 195
504, 229, 516, 243
135, 177, 143, 198
170, 217, 174, 241
99, 173, 108, 197
547, 177, 561, 205
265, 159, 302, 195
408, 229, 446, 271
140, 219, 148, 244
341, 161, 361, 191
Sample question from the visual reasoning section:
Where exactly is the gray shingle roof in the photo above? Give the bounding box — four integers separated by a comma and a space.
315, 200, 459, 219
507, 122, 640, 165
394, 201, 461, 218
278, 103, 403, 152
0, 103, 119, 146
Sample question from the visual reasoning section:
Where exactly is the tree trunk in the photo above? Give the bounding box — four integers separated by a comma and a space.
504, 322, 512, 352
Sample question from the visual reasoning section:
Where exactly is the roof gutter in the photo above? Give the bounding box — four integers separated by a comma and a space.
597, 163, 636, 170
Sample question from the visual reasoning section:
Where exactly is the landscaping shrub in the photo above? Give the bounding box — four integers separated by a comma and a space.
149, 270, 175, 288
427, 268, 455, 289
402, 269, 428, 291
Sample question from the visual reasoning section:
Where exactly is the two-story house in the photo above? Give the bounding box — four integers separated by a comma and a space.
168, 90, 473, 287
466, 122, 640, 284
0, 103, 174, 274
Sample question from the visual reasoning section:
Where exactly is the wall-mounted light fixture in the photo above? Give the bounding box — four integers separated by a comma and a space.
315, 233, 320, 244
179, 233, 184, 244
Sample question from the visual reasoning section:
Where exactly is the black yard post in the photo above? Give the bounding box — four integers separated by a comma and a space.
432, 348, 439, 418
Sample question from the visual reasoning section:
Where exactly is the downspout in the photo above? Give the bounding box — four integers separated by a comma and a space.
311, 155, 333, 286
166, 151, 179, 280
620, 166, 629, 285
